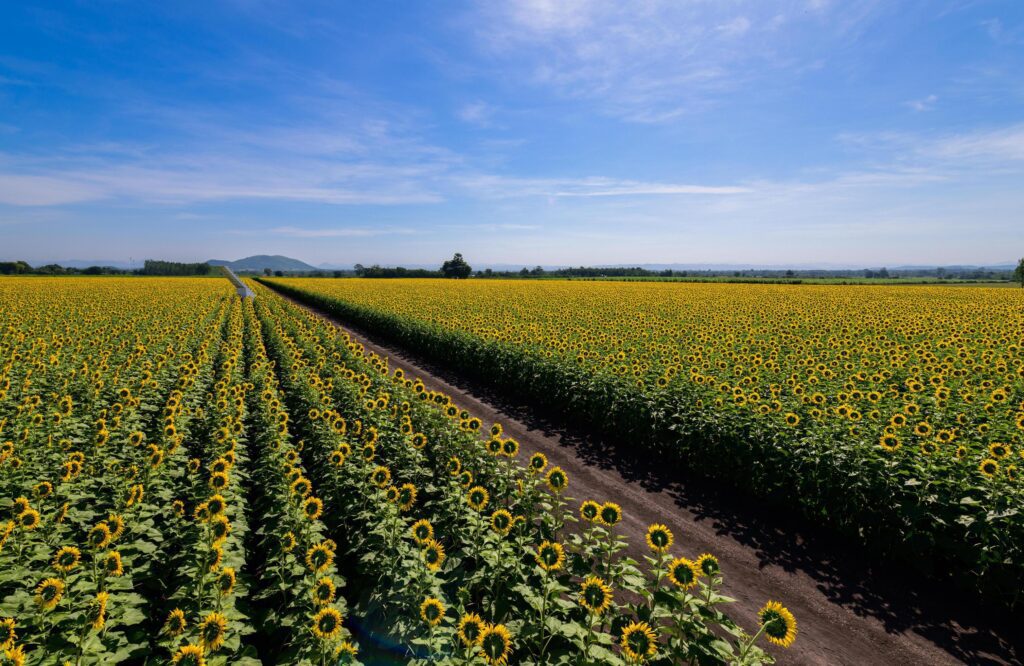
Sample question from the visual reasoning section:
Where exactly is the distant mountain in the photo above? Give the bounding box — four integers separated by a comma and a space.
207, 255, 318, 272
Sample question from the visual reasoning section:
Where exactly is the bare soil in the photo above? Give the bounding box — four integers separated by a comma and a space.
280, 290, 1022, 666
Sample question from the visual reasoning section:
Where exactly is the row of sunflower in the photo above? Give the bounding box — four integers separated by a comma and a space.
264, 277, 1024, 602
249, 280, 793, 664
241, 298, 359, 663
0, 278, 237, 663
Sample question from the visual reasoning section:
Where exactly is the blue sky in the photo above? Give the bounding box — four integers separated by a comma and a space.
1, 1, 1022, 268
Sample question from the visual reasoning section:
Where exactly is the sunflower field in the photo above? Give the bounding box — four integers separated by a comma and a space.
0, 276, 792, 664
265, 278, 1024, 604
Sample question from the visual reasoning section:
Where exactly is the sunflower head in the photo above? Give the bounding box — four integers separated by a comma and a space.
53, 545, 82, 573
171, 644, 206, 666
303, 496, 324, 521
165, 608, 187, 636
579, 575, 613, 615
371, 466, 391, 488
478, 623, 512, 665
35, 577, 65, 610
620, 621, 657, 662
397, 483, 417, 512
411, 519, 434, 544
529, 452, 547, 473
599, 502, 622, 527
534, 541, 565, 572
667, 557, 700, 590
422, 539, 446, 571
105, 550, 124, 577
696, 553, 720, 576
979, 458, 999, 477
313, 577, 336, 606
759, 600, 798, 648
419, 597, 445, 627
457, 612, 485, 647
216, 567, 236, 595
199, 611, 228, 652
0, 617, 16, 650
88, 522, 112, 549
467, 486, 489, 512
579, 500, 600, 522
501, 438, 519, 457
645, 524, 673, 553
306, 543, 334, 573
545, 467, 568, 493
312, 607, 343, 641
490, 509, 513, 536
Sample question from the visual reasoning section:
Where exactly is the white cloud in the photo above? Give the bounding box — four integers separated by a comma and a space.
717, 17, 752, 37
905, 94, 938, 112
457, 101, 495, 126
267, 226, 418, 238
0, 174, 104, 206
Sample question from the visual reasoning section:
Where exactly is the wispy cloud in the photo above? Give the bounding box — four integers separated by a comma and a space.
905, 94, 938, 112
457, 101, 496, 126
468, 0, 888, 122
267, 226, 418, 238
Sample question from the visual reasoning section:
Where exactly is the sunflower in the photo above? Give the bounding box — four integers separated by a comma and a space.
397, 483, 417, 512
696, 553, 720, 576
306, 542, 334, 573
467, 486, 489, 512
920, 441, 938, 456
879, 434, 900, 452
33, 481, 53, 498
989, 442, 1010, 460
313, 577, 336, 606
211, 515, 232, 544
216, 567, 236, 595
35, 577, 65, 610
411, 433, 427, 450
88, 591, 109, 630
645, 524, 673, 553
206, 494, 227, 518
107, 513, 125, 541
53, 545, 81, 573
599, 502, 622, 527
411, 519, 434, 545
529, 452, 547, 473
281, 531, 296, 552
490, 509, 514, 537
759, 600, 798, 648
784, 412, 800, 427
448, 456, 462, 476
303, 496, 324, 521
199, 611, 228, 652
534, 541, 565, 571
312, 607, 343, 641
171, 644, 205, 665
105, 550, 124, 577
3, 644, 26, 666
18, 508, 40, 531
478, 623, 512, 665
209, 472, 229, 491
457, 612, 485, 647
501, 439, 520, 457
579, 575, 613, 615
419, 597, 445, 627
12, 497, 30, 516
620, 621, 657, 662
487, 438, 503, 455
545, 467, 568, 493
422, 539, 446, 571
579, 500, 600, 522
385, 485, 399, 503
371, 466, 391, 488
0, 617, 15, 650
979, 458, 999, 478
165, 608, 187, 636
667, 557, 700, 590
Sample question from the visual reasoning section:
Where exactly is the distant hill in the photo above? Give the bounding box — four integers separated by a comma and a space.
207, 255, 318, 272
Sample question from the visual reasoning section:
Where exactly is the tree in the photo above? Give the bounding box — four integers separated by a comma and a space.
440, 253, 472, 279
274, 270, 284, 277
1014, 258, 1024, 288
263, 268, 272, 276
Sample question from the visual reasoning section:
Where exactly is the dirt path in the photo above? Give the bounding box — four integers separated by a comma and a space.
276, 289, 1021, 666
